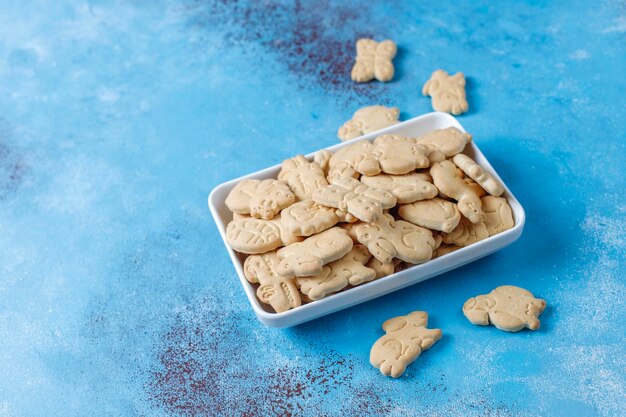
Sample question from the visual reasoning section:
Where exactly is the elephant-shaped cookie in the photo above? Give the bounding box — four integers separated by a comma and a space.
370, 311, 442, 378
463, 285, 547, 332
355, 213, 435, 264
244, 252, 301, 313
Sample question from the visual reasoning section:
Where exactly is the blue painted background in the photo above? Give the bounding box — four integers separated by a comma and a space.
1, 1, 625, 416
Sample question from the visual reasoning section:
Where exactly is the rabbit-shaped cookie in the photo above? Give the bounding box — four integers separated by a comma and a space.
370, 311, 442, 378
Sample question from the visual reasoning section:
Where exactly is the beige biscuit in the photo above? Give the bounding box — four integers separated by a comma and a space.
432, 232, 443, 250
225, 215, 303, 254
361, 173, 438, 204
296, 245, 375, 300
340, 221, 363, 243
225, 179, 295, 220
433, 244, 461, 258
431, 160, 483, 223
366, 256, 395, 279
372, 135, 430, 175
338, 105, 400, 141
398, 197, 462, 233
443, 217, 489, 247
243, 252, 301, 313
422, 70, 469, 115
481, 196, 514, 236
335, 209, 358, 223
415, 127, 472, 158
355, 213, 435, 264
351, 38, 397, 83
281, 200, 339, 237
276, 227, 353, 278
452, 154, 504, 197
313, 177, 397, 223
328, 141, 380, 182
278, 155, 329, 200
313, 149, 332, 174
463, 285, 547, 332
370, 311, 442, 378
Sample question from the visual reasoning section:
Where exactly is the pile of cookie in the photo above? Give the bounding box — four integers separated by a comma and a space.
223, 126, 515, 314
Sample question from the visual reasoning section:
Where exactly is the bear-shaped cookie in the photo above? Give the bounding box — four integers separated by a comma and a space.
422, 70, 469, 115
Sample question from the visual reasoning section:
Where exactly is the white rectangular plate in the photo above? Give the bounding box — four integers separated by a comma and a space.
208, 112, 525, 327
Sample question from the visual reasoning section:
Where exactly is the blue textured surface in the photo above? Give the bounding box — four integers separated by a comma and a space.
1, 1, 625, 416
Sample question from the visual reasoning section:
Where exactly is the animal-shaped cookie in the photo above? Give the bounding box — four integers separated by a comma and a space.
361, 173, 438, 204
370, 311, 442, 378
431, 160, 483, 223
243, 252, 301, 313
481, 196, 514, 236
415, 127, 472, 158
443, 217, 488, 247
313, 177, 396, 223
280, 199, 339, 237
398, 197, 462, 233
278, 155, 329, 200
225, 179, 295, 220
433, 244, 461, 258
355, 213, 435, 264
422, 70, 469, 115
338, 105, 400, 141
452, 154, 504, 197
366, 257, 395, 279
296, 245, 375, 300
275, 227, 353, 278
351, 38, 397, 83
327, 141, 380, 182
372, 135, 430, 175
313, 149, 332, 174
225, 215, 302, 254
463, 285, 547, 332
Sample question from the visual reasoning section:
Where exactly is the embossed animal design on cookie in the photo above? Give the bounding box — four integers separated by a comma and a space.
337, 105, 400, 141
463, 285, 547, 332
327, 141, 381, 182
452, 154, 503, 197
296, 245, 375, 300
398, 197, 462, 233
415, 127, 472, 158
351, 38, 397, 83
361, 173, 437, 204
243, 253, 301, 313
278, 155, 328, 200
422, 70, 469, 115
225, 179, 295, 220
481, 196, 514, 236
355, 213, 435, 264
313, 177, 396, 223
225, 215, 303, 254
431, 160, 483, 223
372, 135, 430, 175
280, 199, 339, 237
276, 227, 353, 278
370, 311, 442, 378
